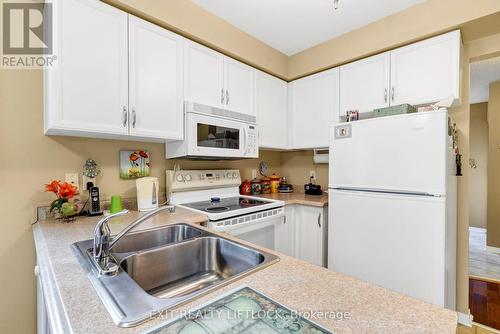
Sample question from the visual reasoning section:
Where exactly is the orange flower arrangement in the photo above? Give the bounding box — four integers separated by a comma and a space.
45, 180, 79, 220
45, 180, 78, 199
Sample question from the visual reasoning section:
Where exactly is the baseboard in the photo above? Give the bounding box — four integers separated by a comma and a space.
458, 312, 473, 327
486, 246, 500, 254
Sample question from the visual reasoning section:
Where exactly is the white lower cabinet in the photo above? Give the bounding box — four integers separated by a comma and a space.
275, 206, 295, 256
36, 265, 52, 334
276, 205, 327, 267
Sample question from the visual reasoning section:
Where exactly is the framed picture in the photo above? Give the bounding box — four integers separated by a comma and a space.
119, 150, 150, 179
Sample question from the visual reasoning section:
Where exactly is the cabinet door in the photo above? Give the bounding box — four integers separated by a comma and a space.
255, 71, 288, 149
184, 41, 224, 107
289, 68, 339, 149
128, 16, 184, 141
45, 0, 128, 137
294, 206, 325, 267
390, 30, 461, 106
339, 53, 390, 116
275, 206, 295, 256
224, 58, 256, 116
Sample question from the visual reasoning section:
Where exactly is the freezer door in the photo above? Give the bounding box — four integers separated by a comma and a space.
329, 110, 448, 196
328, 190, 448, 307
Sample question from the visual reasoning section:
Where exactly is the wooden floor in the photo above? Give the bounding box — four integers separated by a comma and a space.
469, 277, 500, 330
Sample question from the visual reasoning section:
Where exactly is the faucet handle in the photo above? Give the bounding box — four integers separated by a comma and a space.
93, 209, 129, 259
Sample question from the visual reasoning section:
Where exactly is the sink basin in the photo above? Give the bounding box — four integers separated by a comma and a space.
111, 224, 203, 253
72, 224, 278, 327
121, 237, 265, 299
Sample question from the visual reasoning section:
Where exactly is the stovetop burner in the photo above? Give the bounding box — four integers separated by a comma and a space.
181, 197, 270, 214
205, 206, 230, 212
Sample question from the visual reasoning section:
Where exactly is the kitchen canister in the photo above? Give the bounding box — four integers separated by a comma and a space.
240, 179, 252, 195
261, 177, 271, 194
270, 173, 280, 193
251, 178, 262, 195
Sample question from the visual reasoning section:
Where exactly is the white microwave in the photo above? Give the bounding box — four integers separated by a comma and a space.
166, 102, 259, 159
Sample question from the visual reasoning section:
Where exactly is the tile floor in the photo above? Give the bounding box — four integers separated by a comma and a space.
469, 227, 500, 281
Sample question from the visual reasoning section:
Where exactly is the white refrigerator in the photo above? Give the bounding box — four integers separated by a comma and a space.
328, 109, 457, 309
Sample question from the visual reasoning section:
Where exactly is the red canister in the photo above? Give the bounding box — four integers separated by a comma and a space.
240, 179, 252, 195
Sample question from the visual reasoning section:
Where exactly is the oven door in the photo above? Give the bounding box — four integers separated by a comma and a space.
224, 214, 284, 251
186, 112, 248, 158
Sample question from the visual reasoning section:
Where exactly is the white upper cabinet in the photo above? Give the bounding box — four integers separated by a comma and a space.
339, 53, 390, 117
255, 71, 288, 149
128, 16, 184, 141
183, 41, 224, 108
288, 67, 339, 149
390, 30, 461, 106
184, 41, 256, 116
45, 0, 128, 137
224, 58, 256, 116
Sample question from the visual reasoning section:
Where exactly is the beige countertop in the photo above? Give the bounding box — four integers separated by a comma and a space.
33, 206, 457, 334
258, 192, 329, 207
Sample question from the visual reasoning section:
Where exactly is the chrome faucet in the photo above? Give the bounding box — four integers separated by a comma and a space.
92, 205, 176, 275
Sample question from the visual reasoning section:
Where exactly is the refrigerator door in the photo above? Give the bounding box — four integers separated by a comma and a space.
328, 189, 447, 307
329, 110, 448, 196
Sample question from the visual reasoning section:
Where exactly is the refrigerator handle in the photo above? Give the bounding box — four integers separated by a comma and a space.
317, 213, 322, 228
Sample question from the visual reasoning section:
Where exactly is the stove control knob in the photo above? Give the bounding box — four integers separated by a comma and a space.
226, 172, 232, 179
232, 172, 239, 179
176, 174, 184, 182
184, 174, 192, 182
211, 197, 220, 203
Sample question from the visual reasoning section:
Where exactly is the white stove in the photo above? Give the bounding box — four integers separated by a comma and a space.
166, 169, 285, 250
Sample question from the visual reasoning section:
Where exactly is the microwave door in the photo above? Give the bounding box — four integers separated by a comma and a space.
187, 113, 245, 158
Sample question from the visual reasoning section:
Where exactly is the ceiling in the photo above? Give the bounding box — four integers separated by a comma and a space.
470, 57, 500, 104
191, 0, 425, 56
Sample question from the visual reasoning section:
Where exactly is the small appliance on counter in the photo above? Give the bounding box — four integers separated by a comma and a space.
136, 177, 159, 212
304, 176, 323, 195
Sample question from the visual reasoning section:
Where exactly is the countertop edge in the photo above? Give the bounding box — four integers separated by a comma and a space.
33, 223, 74, 334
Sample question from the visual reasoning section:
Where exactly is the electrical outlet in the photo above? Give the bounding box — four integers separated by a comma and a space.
82, 175, 95, 191
65, 173, 79, 190
251, 169, 257, 179
309, 170, 316, 180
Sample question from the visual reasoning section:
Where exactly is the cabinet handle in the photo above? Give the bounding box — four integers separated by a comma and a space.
391, 87, 395, 102
384, 88, 388, 103
221, 88, 225, 105
122, 106, 127, 127
132, 108, 137, 128
283, 216, 287, 224
226, 89, 229, 105
317, 213, 321, 228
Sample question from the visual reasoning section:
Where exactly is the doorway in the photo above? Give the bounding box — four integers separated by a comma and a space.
468, 55, 500, 330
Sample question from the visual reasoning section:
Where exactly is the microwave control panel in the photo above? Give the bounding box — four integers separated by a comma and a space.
246, 125, 259, 158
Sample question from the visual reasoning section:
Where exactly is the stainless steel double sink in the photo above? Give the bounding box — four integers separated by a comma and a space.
72, 224, 278, 327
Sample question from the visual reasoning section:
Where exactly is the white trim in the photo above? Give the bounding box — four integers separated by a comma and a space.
457, 312, 473, 327
486, 245, 500, 254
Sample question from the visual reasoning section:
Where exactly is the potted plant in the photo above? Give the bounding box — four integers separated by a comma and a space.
45, 180, 79, 221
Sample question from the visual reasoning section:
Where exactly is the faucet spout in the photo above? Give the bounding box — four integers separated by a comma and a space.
92, 205, 175, 275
